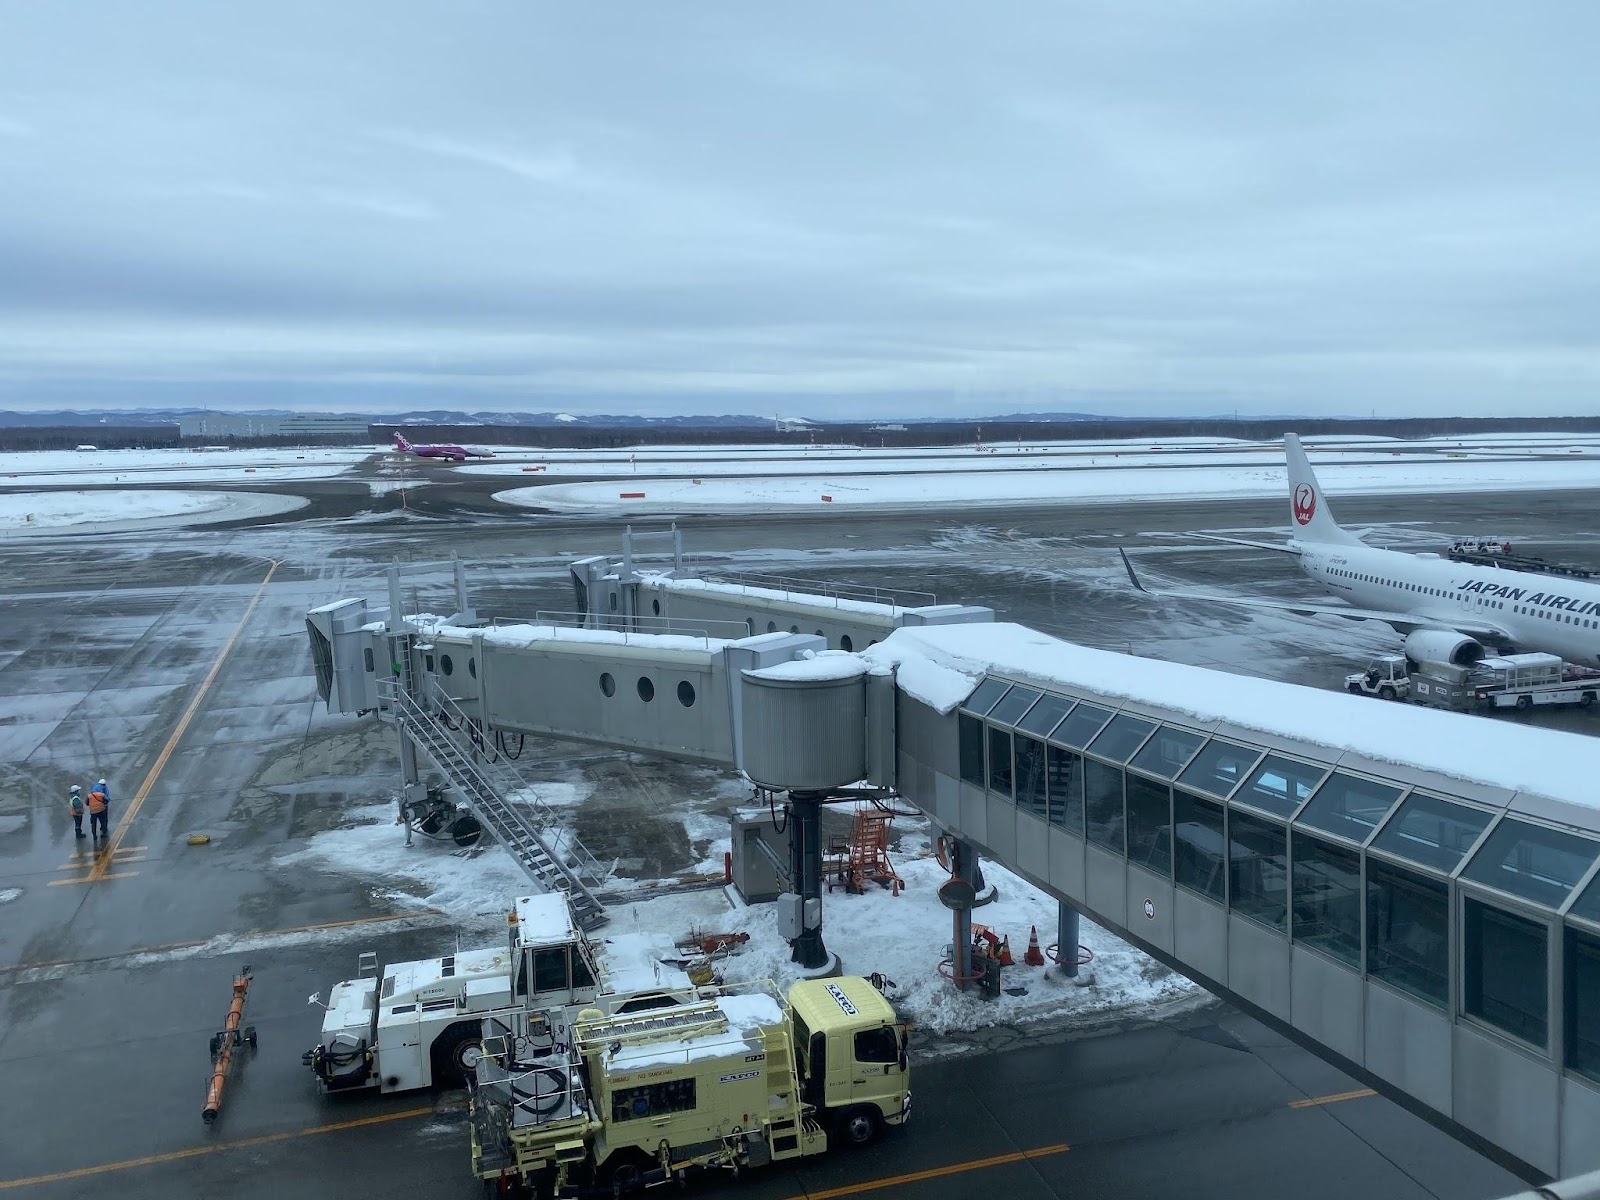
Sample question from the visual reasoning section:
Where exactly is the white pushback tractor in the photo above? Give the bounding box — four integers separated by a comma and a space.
302, 894, 693, 1095
468, 975, 911, 1196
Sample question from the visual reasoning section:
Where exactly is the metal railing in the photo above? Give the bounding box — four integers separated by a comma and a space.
478, 610, 746, 647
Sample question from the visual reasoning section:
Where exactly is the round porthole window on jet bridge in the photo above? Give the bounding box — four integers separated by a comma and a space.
467, 658, 476, 679
440, 654, 454, 676
652, 598, 661, 616
599, 672, 615, 697
840, 635, 854, 652
677, 681, 696, 707
637, 676, 655, 702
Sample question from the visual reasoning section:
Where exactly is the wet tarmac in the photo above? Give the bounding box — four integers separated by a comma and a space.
2, 463, 1581, 1198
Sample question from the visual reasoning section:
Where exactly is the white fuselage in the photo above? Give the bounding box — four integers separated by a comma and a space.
1295, 541, 1600, 666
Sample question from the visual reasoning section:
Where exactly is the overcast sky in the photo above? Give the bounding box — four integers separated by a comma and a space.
1, 2, 1597, 418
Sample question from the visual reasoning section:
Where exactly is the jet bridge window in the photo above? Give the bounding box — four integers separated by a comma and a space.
1125, 775, 1172, 876
1084, 759, 1125, 854
1366, 858, 1449, 1008
1086, 715, 1157, 764
1296, 772, 1403, 844
1234, 755, 1326, 818
1565, 927, 1600, 1084
1464, 898, 1548, 1047
1291, 832, 1362, 966
963, 678, 1010, 715
1128, 726, 1205, 780
1051, 703, 1113, 749
1229, 810, 1287, 932
1014, 735, 1047, 819
1174, 790, 1226, 902
958, 714, 986, 789
987, 726, 1013, 797
1460, 819, 1600, 909
1369, 792, 1493, 873
988, 685, 1042, 727
1177, 740, 1262, 799
1568, 873, 1600, 924
1046, 745, 1085, 835
1017, 693, 1073, 739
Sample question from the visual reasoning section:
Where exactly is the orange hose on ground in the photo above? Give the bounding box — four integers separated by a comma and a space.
202, 970, 252, 1123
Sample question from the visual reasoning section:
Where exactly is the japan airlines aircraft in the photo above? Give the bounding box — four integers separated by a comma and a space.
1121, 433, 1600, 667
392, 432, 494, 462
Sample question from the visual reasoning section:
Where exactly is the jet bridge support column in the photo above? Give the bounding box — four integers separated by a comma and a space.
785, 791, 832, 972
1057, 900, 1081, 980
951, 838, 983, 993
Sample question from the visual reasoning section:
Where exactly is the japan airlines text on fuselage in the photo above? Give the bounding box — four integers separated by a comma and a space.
1295, 541, 1600, 665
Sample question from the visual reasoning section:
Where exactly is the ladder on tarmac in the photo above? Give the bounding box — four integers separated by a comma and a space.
388, 687, 609, 931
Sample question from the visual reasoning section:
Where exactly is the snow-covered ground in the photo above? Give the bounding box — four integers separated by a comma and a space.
278, 802, 1202, 1041
0, 488, 308, 534
498, 453, 1600, 515
0, 445, 374, 487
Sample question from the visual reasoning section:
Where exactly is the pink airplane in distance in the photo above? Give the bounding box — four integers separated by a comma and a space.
391, 432, 494, 462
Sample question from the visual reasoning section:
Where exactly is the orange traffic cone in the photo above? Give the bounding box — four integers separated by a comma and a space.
1023, 926, 1046, 967
997, 935, 1014, 967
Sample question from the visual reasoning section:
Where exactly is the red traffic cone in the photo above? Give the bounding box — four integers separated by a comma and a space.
1023, 926, 1046, 967
997, 934, 1014, 967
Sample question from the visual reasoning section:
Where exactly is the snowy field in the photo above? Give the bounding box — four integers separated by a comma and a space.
0, 488, 307, 534
279, 802, 1202, 1042
0, 445, 374, 487
499, 452, 1600, 515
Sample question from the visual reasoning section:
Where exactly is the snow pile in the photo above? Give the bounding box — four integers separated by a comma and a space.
744, 650, 868, 683
0, 489, 307, 533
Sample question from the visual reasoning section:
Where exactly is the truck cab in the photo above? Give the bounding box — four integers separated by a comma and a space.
788, 976, 910, 1144
1345, 654, 1410, 700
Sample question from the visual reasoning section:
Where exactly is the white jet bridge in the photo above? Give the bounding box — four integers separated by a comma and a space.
305, 528, 1600, 1182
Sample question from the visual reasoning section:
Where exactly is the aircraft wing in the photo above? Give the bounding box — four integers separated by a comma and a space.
1116, 550, 1512, 640
1188, 532, 1303, 554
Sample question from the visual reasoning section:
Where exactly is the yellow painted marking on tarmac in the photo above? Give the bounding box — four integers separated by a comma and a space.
90, 560, 280, 883
781, 1142, 1071, 1200
1289, 1087, 1377, 1109
0, 909, 446, 973
49, 871, 139, 887
0, 1105, 433, 1190
113, 845, 147, 854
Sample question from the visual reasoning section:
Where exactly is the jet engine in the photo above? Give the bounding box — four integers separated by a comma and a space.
1403, 630, 1486, 667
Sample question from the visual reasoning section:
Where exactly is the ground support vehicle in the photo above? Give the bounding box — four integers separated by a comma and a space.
1446, 538, 1597, 579
1411, 653, 1600, 712
468, 976, 910, 1196
1343, 655, 1411, 700
303, 893, 694, 1095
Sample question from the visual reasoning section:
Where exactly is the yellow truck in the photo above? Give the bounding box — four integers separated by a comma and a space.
469, 975, 910, 1196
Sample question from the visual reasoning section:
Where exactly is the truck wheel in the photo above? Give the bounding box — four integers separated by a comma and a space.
837, 1106, 882, 1148
1583, 692, 1596, 709
1378, 685, 1397, 700
451, 814, 483, 847
1516, 694, 1533, 711
1346, 683, 1362, 695
433, 1024, 484, 1087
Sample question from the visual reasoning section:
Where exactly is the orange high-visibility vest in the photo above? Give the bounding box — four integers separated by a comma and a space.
87, 790, 107, 814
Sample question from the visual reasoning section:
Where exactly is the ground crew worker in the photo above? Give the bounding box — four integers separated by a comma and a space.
86, 785, 109, 842
67, 785, 85, 839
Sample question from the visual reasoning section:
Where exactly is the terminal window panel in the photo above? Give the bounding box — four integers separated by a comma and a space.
1128, 727, 1205, 781
1052, 703, 1114, 749
1086, 715, 1157, 764
1125, 775, 1172, 876
1366, 859, 1449, 1008
958, 714, 986, 789
1369, 793, 1493, 874
963, 678, 1011, 716
1565, 928, 1600, 1084
1046, 745, 1085, 835
988, 685, 1042, 727
1290, 833, 1362, 966
1017, 693, 1073, 739
987, 726, 1014, 797
1014, 735, 1048, 820
1463, 898, 1548, 1048
1229, 810, 1288, 932
1084, 760, 1125, 854
1174, 791, 1226, 903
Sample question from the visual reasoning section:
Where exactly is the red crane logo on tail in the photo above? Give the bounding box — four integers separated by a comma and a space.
1293, 483, 1317, 526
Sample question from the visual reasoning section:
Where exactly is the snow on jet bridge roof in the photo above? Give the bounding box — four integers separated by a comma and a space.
864, 623, 1600, 816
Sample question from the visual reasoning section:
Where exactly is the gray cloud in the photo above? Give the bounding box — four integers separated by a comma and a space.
0, 1, 1597, 417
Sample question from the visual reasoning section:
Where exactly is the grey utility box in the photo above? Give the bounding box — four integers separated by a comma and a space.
730, 808, 790, 904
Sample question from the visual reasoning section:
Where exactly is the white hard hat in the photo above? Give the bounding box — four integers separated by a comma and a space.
71, 784, 80, 792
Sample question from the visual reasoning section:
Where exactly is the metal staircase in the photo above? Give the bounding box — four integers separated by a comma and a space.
388, 686, 609, 931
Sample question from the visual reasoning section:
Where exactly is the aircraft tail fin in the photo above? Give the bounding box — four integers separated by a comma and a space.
1284, 433, 1361, 545
393, 431, 410, 452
